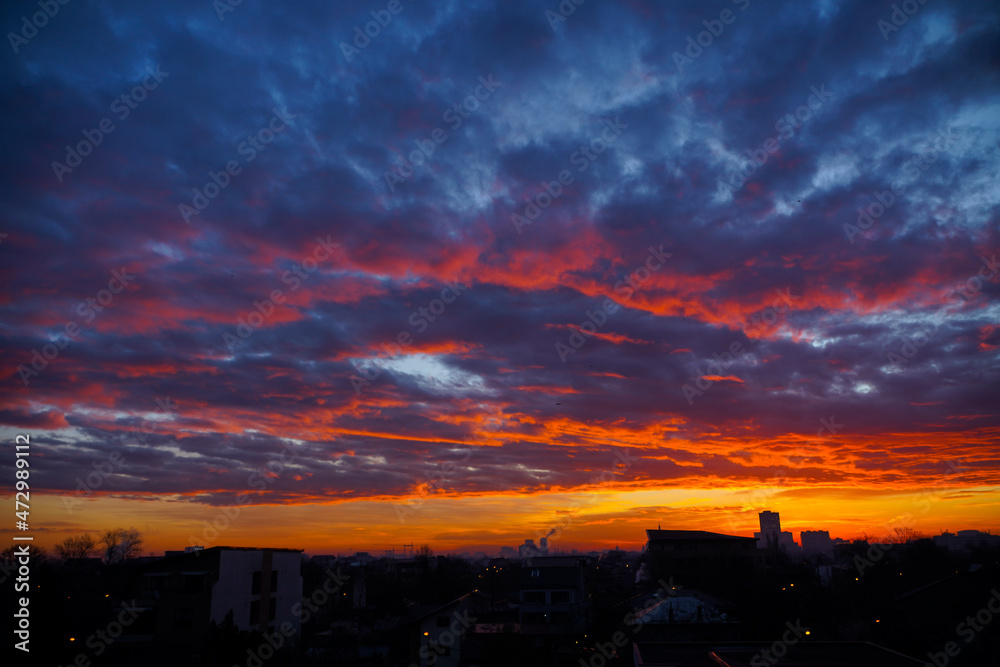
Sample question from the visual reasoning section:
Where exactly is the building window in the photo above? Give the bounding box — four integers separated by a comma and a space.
523, 591, 545, 604
268, 597, 276, 622
522, 612, 546, 624
530, 569, 540, 577
550, 591, 570, 603
183, 574, 204, 594
250, 600, 260, 621
251, 571, 262, 595
144, 575, 166, 593
173, 607, 193, 630
269, 570, 278, 590
550, 612, 570, 625
436, 616, 450, 628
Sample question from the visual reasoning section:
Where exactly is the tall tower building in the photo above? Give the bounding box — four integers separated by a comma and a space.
759, 511, 781, 536
755, 511, 781, 549
754, 510, 799, 554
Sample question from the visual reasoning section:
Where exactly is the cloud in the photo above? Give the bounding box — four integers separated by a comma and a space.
1, 0, 998, 549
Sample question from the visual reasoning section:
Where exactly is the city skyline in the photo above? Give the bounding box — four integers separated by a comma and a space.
2, 0, 1000, 568
63, 510, 1000, 559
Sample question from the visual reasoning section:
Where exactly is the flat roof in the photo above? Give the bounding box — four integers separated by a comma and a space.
646, 529, 756, 541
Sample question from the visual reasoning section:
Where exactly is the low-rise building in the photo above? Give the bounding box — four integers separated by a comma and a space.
119, 546, 302, 663
518, 556, 589, 635
800, 530, 834, 556
645, 530, 760, 590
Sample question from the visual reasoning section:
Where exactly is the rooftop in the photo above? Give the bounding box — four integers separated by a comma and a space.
646, 530, 756, 542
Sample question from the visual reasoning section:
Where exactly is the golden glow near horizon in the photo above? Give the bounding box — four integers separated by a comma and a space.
10, 484, 999, 556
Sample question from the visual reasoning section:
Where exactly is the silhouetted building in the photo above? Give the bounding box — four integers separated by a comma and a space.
755, 510, 779, 548
411, 592, 481, 667
518, 556, 589, 634
754, 511, 800, 554
759, 510, 781, 536
801, 530, 834, 556
519, 539, 540, 558
645, 530, 759, 591
163, 545, 203, 558
933, 529, 1000, 551
119, 546, 302, 663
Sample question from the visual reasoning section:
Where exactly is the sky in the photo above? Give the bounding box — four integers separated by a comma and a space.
1, 0, 998, 557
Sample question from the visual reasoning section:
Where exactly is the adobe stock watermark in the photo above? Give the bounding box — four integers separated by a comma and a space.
555, 244, 671, 362
213, 0, 244, 22
544, 0, 588, 30
222, 236, 340, 351
683, 288, 797, 405
681, 341, 747, 405
725, 466, 791, 534
63, 398, 177, 514
854, 459, 966, 577
7, 0, 72, 55
395, 412, 505, 523
16, 268, 138, 386
512, 117, 627, 234
349, 279, 471, 395
179, 107, 296, 224
395, 448, 473, 523
623, 577, 684, 629
923, 588, 1000, 667
749, 620, 810, 667
54, 600, 141, 666
877, 0, 930, 41
816, 416, 843, 438
884, 320, 939, 370
527, 449, 639, 558
189, 440, 299, 548
238, 568, 351, 667
843, 126, 956, 244
947, 253, 998, 307
61, 451, 124, 515
717, 85, 833, 199
382, 75, 502, 192
744, 287, 797, 338
413, 610, 476, 667
63, 398, 177, 513
340, 0, 414, 63
51, 65, 169, 182
885, 252, 996, 368
580, 577, 683, 667
672, 0, 751, 74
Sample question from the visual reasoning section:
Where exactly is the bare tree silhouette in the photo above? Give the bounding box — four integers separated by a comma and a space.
55, 534, 96, 561
891, 527, 925, 544
99, 527, 144, 564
